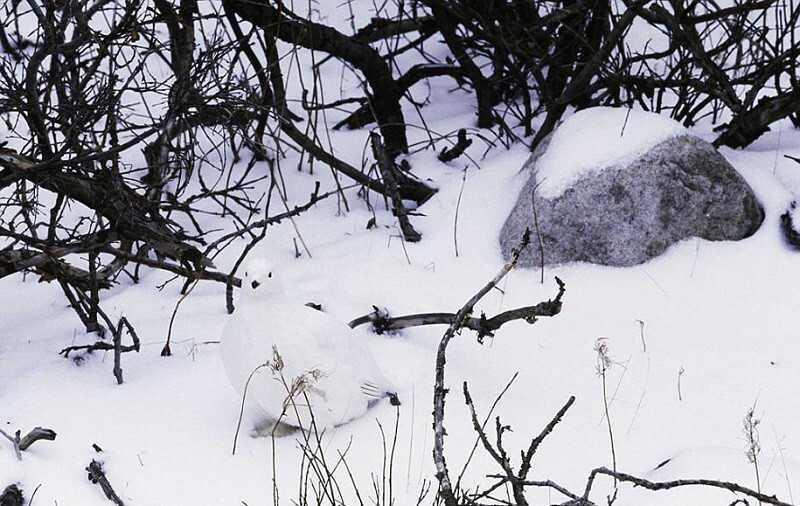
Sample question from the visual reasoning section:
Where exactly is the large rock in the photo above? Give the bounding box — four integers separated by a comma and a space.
501, 135, 764, 267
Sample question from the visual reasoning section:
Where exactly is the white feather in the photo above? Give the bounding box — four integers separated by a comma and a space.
221, 259, 397, 431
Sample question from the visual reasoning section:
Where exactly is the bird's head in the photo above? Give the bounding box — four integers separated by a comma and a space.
243, 259, 284, 298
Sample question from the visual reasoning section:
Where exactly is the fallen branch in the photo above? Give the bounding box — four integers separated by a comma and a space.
349, 278, 565, 340
19, 427, 57, 451
539, 467, 796, 506
1, 159, 212, 270
61, 317, 141, 361
86, 460, 125, 506
0, 427, 57, 460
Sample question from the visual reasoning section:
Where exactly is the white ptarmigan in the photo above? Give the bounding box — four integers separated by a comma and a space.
221, 259, 399, 434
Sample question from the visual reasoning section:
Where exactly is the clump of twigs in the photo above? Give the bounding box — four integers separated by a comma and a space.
595, 337, 618, 486
60, 316, 141, 384
744, 404, 763, 505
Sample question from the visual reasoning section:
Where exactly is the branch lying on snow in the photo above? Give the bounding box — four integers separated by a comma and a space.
86, 460, 125, 506
349, 277, 565, 340
457, 381, 794, 506
513, 466, 796, 506
0, 427, 57, 460
60, 335, 140, 357
60, 315, 141, 381
582, 467, 794, 506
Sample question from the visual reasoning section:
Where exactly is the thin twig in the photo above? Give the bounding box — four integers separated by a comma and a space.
163, 280, 200, 356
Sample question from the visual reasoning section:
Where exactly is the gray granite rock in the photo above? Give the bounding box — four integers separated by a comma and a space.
500, 135, 764, 267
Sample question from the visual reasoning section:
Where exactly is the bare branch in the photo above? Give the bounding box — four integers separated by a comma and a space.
349, 282, 565, 339
86, 460, 125, 506
370, 132, 421, 242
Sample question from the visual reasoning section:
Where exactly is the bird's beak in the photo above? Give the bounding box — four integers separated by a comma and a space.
251, 280, 261, 289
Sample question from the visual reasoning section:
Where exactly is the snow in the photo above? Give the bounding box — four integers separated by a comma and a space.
2, 4, 800, 506
535, 107, 688, 198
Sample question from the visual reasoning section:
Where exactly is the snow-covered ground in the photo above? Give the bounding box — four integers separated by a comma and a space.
2, 4, 800, 506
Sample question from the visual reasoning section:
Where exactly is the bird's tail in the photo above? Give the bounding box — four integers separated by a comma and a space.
362, 382, 401, 406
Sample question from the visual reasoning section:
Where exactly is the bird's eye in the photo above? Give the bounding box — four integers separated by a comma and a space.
268, 272, 273, 278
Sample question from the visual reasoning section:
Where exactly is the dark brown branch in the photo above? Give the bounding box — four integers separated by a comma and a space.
278, 106, 436, 205
439, 129, 473, 163
96, 245, 239, 287
682, 0, 777, 23
19, 428, 57, 451
370, 132, 421, 242
225, 0, 408, 155
59, 338, 138, 358
0, 241, 107, 284
0, 427, 56, 460
779, 207, 800, 250
531, 0, 650, 149
349, 277, 564, 337
60, 317, 141, 360
714, 89, 800, 148
2, 162, 211, 270
334, 64, 462, 131
419, 0, 498, 128
0, 227, 128, 286
86, 460, 125, 506
353, 16, 436, 44
647, 4, 742, 113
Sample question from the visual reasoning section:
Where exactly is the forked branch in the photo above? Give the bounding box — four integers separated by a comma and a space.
431, 229, 566, 505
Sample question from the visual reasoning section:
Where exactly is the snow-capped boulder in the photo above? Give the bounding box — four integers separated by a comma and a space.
500, 108, 763, 267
